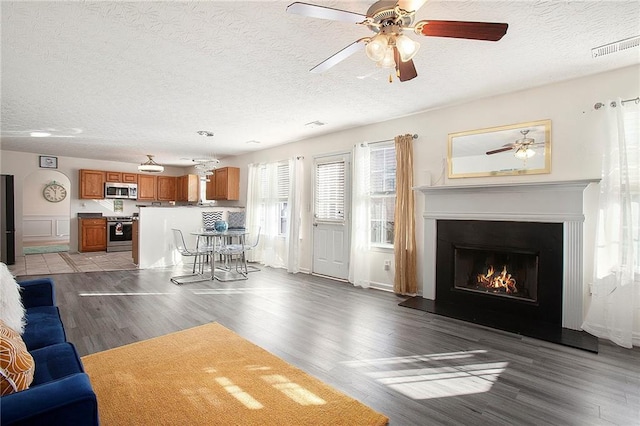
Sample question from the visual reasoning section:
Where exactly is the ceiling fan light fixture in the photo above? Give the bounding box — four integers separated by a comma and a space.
396, 34, 420, 61
138, 154, 164, 173
514, 147, 535, 159
377, 46, 396, 68
365, 33, 388, 62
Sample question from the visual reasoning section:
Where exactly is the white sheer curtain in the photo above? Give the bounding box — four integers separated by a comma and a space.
348, 143, 371, 288
246, 162, 283, 267
287, 157, 303, 273
246, 159, 301, 271
246, 163, 263, 264
582, 98, 640, 348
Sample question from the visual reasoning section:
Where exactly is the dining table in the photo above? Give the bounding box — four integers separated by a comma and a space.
191, 228, 249, 281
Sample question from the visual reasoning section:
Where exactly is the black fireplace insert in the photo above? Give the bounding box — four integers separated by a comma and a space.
436, 220, 563, 327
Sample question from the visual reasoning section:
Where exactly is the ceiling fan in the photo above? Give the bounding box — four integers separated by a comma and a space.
486, 129, 543, 159
286, 0, 508, 82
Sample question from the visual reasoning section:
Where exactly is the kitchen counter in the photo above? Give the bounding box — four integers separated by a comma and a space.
136, 206, 244, 269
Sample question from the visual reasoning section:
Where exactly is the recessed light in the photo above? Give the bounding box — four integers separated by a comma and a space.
245, 140, 261, 144
30, 131, 51, 137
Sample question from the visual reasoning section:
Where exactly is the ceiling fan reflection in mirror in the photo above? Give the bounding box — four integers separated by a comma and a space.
286, 0, 508, 82
486, 129, 545, 159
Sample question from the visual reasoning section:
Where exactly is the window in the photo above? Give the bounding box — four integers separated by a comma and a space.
257, 161, 290, 236
277, 162, 290, 235
370, 145, 396, 246
315, 160, 346, 221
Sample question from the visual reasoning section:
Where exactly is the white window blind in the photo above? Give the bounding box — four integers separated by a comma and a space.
370, 146, 396, 194
277, 162, 290, 199
370, 145, 396, 245
255, 161, 290, 235
315, 160, 345, 221
277, 162, 290, 235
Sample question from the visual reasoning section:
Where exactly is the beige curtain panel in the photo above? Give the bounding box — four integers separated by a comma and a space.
393, 134, 418, 295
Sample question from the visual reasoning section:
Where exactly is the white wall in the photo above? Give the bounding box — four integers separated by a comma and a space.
23, 170, 71, 245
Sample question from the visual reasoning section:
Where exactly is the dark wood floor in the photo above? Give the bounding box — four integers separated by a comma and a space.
23, 267, 640, 425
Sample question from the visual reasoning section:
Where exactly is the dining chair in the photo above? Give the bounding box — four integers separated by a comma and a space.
170, 228, 215, 284
242, 226, 261, 272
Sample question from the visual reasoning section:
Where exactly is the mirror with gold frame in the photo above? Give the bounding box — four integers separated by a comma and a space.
448, 119, 551, 178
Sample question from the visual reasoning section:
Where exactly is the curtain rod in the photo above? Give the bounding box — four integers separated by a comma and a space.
594, 96, 639, 110
362, 134, 419, 146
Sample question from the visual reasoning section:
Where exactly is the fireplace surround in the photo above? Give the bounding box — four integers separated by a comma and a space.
437, 219, 563, 327
410, 180, 599, 351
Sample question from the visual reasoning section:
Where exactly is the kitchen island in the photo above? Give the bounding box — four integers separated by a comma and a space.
137, 206, 243, 269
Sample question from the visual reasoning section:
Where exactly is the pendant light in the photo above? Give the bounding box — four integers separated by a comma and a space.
138, 155, 164, 173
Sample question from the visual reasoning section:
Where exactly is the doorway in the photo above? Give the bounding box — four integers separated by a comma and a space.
312, 153, 351, 280
22, 170, 71, 254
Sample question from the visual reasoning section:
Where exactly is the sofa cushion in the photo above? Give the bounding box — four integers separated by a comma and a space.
18, 277, 56, 309
0, 320, 34, 396
22, 306, 66, 351
30, 343, 85, 386
0, 262, 26, 334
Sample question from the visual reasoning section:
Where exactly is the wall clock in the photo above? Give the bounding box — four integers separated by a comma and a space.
43, 182, 67, 203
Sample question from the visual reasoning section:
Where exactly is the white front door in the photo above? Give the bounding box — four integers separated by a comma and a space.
312, 153, 350, 280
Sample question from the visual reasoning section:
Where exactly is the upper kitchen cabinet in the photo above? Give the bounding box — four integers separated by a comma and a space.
137, 174, 157, 201
157, 176, 177, 201
79, 169, 106, 199
106, 171, 138, 184
177, 174, 199, 202
206, 167, 240, 201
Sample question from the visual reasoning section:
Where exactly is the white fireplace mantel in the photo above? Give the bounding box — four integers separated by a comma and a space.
415, 179, 599, 330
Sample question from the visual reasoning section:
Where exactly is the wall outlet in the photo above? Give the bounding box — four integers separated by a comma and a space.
384, 260, 391, 271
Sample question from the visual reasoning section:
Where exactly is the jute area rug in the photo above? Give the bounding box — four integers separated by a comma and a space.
82, 323, 388, 425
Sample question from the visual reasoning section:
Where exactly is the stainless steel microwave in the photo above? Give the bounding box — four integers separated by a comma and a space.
105, 182, 138, 199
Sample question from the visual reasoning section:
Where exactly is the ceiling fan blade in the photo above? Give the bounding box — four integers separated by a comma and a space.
486, 146, 514, 155
394, 48, 418, 82
286, 2, 366, 24
310, 40, 365, 73
415, 20, 508, 41
396, 0, 428, 13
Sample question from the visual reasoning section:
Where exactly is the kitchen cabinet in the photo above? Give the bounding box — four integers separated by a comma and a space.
78, 218, 107, 252
137, 175, 157, 201
157, 176, 177, 201
206, 167, 239, 201
177, 174, 199, 202
79, 169, 106, 199
106, 172, 138, 184
122, 173, 137, 183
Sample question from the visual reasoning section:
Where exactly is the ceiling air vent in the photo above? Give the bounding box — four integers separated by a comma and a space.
305, 120, 326, 128
592, 35, 640, 58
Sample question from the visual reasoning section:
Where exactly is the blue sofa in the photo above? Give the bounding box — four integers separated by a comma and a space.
1, 278, 99, 426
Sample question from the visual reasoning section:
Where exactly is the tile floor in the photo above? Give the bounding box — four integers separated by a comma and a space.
8, 251, 137, 277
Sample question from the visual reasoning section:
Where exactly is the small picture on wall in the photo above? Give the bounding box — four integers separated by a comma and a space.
39, 156, 58, 169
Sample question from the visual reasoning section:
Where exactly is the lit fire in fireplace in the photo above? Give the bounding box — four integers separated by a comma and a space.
477, 265, 518, 294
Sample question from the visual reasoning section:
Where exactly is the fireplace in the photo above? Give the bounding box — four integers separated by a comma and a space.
436, 220, 563, 327
455, 247, 537, 302
408, 180, 600, 351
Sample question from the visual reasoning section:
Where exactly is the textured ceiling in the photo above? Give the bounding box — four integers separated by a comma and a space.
1, 1, 639, 167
